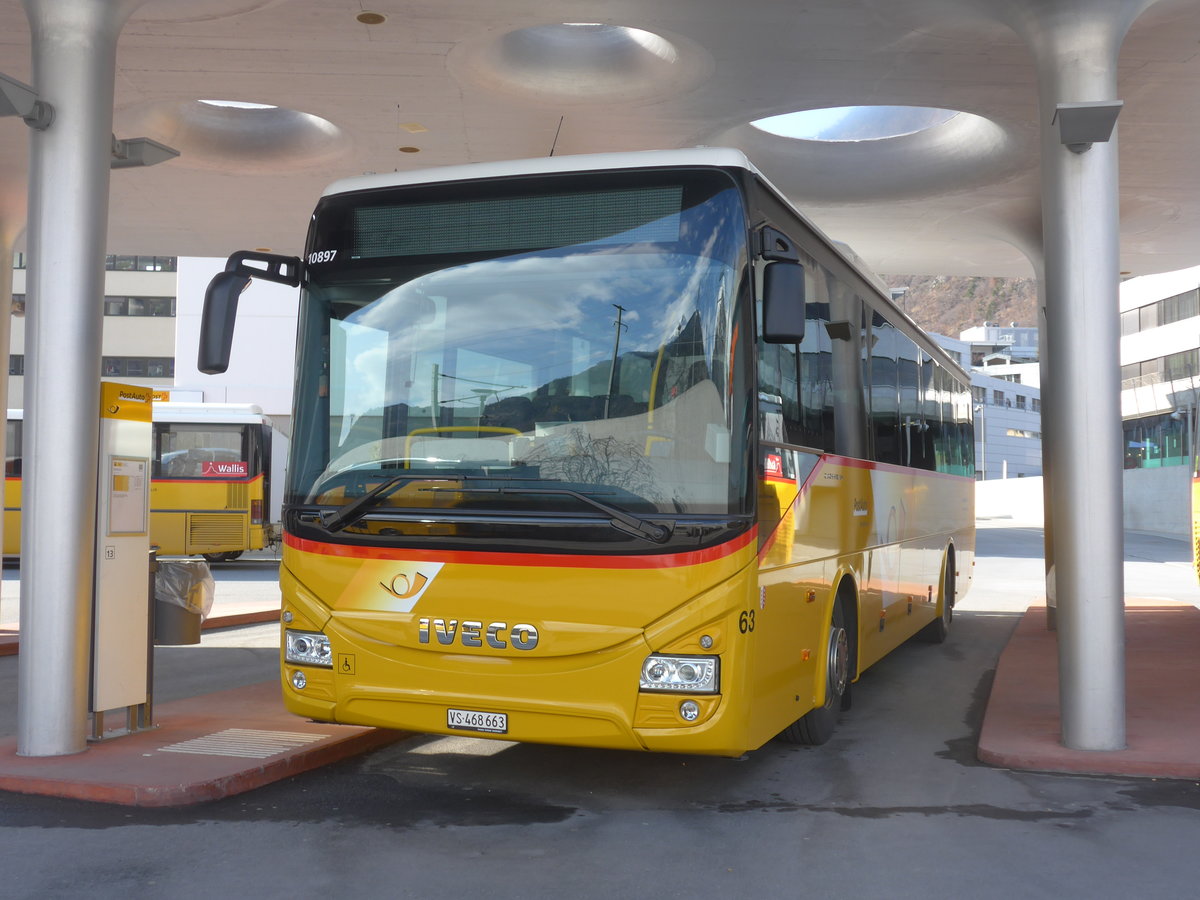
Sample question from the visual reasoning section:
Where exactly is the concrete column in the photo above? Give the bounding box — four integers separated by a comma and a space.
17, 0, 145, 757
1006, 0, 1151, 751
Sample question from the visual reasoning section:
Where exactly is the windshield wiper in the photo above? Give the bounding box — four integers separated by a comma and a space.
318, 473, 671, 543
455, 484, 672, 544
319, 474, 456, 533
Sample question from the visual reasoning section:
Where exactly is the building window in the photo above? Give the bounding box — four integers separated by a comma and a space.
1164, 348, 1199, 382
105, 255, 177, 272
18, 254, 177, 272
1126, 350, 1200, 386
1120, 308, 1140, 336
9, 354, 23, 376
992, 389, 1004, 406
104, 296, 175, 317
1121, 288, 1200, 336
1015, 394, 1026, 410
1124, 410, 1189, 469
1032, 398, 1041, 412
1139, 303, 1160, 332
971, 386, 985, 405
103, 356, 174, 378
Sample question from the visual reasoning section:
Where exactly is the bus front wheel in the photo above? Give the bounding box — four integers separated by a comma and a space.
780, 599, 850, 746
202, 551, 243, 563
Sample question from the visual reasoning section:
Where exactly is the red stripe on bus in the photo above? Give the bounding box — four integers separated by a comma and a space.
284, 528, 756, 569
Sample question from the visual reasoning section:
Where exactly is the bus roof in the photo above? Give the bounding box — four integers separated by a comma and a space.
8, 403, 271, 426
322, 147, 758, 198
9, 405, 272, 427
152, 402, 270, 425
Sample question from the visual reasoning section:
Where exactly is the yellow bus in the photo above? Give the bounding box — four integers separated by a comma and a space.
5, 402, 281, 561
201, 148, 975, 755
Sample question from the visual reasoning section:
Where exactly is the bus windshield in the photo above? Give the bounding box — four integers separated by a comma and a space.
287, 169, 753, 538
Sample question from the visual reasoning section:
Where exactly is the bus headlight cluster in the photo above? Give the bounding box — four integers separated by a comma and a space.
639, 655, 719, 693
285, 629, 333, 667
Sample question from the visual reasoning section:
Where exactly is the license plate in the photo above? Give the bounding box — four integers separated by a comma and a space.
447, 708, 508, 734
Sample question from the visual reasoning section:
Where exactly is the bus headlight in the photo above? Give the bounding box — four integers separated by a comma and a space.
639, 655, 719, 693
285, 629, 333, 667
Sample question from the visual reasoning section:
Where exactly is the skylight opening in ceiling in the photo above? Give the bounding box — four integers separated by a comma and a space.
512, 23, 679, 65
198, 100, 278, 110
752, 106, 962, 142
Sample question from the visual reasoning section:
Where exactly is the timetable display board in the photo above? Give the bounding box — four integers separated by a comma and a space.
92, 383, 154, 716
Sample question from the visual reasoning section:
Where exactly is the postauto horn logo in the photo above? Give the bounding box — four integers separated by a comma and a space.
377, 562, 443, 612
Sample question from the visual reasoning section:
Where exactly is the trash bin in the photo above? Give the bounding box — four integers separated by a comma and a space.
154, 559, 215, 645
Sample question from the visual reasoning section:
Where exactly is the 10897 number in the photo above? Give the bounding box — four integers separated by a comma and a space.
447, 708, 508, 734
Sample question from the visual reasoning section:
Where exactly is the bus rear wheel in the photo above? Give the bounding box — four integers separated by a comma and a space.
780, 599, 850, 746
202, 551, 243, 562
917, 550, 955, 643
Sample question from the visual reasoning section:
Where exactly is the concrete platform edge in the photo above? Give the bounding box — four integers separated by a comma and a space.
0, 728, 403, 807
977, 601, 1200, 780
0, 681, 411, 807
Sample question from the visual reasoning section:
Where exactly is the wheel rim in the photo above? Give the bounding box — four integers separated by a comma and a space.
942, 565, 954, 626
827, 624, 849, 700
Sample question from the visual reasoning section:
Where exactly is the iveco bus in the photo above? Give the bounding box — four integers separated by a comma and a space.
200, 148, 974, 755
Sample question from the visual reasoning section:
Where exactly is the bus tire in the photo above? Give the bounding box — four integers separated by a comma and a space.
917, 548, 955, 644
202, 551, 242, 562
780, 597, 850, 746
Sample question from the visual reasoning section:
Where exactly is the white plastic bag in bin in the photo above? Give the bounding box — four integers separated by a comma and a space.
154, 559, 215, 620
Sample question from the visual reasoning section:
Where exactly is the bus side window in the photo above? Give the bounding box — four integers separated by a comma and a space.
869, 310, 901, 465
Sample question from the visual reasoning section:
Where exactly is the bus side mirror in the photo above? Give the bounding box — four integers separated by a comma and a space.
762, 261, 806, 343
198, 271, 250, 374
198, 251, 302, 375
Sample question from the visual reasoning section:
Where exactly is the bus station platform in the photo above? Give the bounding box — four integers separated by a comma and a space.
0, 682, 406, 806
978, 597, 1200, 779
0, 582, 410, 807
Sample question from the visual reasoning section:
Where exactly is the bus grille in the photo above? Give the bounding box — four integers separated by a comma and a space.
188, 514, 246, 552
226, 482, 249, 510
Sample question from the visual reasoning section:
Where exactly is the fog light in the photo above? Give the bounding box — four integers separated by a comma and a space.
679, 700, 700, 721
292, 670, 307, 690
